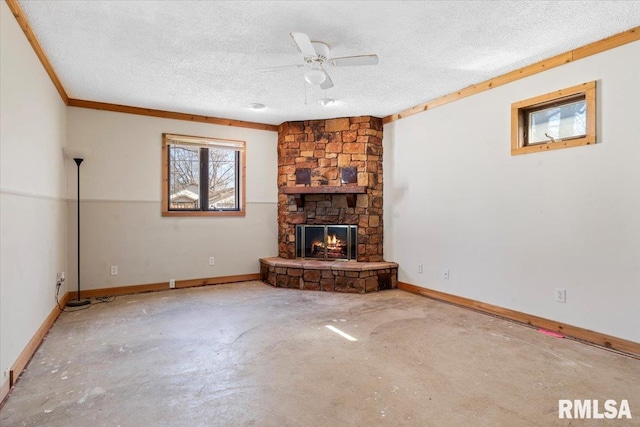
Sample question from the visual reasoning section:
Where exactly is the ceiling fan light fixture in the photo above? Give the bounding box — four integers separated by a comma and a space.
304, 67, 326, 85
319, 97, 335, 107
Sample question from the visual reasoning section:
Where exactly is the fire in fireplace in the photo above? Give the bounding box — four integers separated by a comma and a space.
296, 225, 357, 260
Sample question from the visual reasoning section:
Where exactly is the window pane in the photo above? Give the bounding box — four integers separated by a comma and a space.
208, 148, 237, 210
169, 145, 200, 210
528, 99, 586, 144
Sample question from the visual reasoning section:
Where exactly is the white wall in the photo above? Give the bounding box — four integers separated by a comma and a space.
384, 41, 640, 342
0, 0, 68, 391
65, 108, 278, 290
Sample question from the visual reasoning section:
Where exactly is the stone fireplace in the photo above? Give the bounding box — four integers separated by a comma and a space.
260, 115, 397, 293
277, 116, 384, 262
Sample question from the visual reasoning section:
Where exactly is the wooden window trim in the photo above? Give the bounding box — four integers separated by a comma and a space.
161, 133, 246, 217
511, 81, 596, 156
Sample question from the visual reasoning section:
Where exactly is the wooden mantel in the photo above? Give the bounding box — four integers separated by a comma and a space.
281, 186, 366, 194
281, 186, 366, 208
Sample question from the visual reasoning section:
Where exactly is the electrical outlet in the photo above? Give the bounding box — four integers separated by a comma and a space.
56, 272, 65, 287
443, 268, 450, 280
555, 288, 566, 303
417, 264, 423, 274
110, 266, 118, 276
3, 368, 9, 378
209, 257, 215, 266
169, 279, 176, 289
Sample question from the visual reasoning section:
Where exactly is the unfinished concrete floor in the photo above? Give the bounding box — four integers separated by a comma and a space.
1, 281, 638, 426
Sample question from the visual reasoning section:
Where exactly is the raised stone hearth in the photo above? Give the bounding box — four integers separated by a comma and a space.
260, 257, 398, 294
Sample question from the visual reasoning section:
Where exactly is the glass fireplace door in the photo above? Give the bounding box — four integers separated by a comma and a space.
296, 225, 357, 260
326, 226, 349, 259
304, 226, 326, 259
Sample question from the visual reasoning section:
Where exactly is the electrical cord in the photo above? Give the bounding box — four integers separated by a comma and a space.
55, 281, 89, 312
55, 280, 116, 312
93, 295, 116, 304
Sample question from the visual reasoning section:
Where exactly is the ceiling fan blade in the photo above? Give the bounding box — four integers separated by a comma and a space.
331, 54, 379, 67
290, 32, 317, 59
258, 64, 306, 73
320, 70, 334, 90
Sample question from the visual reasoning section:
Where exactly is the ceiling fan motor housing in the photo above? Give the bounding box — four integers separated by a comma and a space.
308, 41, 330, 64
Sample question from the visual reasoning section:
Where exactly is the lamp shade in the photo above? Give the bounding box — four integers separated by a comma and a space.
63, 147, 91, 160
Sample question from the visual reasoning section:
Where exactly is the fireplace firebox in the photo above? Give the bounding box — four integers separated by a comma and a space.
296, 225, 357, 261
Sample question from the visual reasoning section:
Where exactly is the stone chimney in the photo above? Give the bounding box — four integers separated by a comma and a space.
277, 116, 384, 262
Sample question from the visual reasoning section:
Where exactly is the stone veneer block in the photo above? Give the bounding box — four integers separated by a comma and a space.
325, 118, 351, 132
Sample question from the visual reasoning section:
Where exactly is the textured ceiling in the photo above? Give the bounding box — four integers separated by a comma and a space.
16, 1, 640, 125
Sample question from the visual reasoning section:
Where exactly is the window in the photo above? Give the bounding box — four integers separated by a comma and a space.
162, 133, 245, 216
511, 81, 596, 155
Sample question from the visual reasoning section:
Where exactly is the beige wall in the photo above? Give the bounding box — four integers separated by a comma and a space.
65, 108, 278, 290
383, 41, 640, 342
0, 1, 68, 391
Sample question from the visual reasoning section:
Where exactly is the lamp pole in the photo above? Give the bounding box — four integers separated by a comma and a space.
67, 158, 90, 307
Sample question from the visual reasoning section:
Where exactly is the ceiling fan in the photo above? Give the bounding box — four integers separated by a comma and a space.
261, 32, 379, 89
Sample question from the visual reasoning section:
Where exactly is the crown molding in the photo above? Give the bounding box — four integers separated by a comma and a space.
68, 99, 278, 132
5, 0, 69, 104
383, 26, 639, 125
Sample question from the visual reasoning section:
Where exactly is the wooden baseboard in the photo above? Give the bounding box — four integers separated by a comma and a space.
79, 273, 261, 299
0, 378, 9, 408
0, 292, 69, 406
398, 282, 640, 356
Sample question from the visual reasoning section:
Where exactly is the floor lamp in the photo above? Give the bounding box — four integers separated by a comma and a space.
64, 147, 91, 307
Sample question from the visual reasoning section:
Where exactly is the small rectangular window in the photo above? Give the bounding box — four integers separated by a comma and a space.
162, 133, 246, 217
526, 97, 586, 145
511, 81, 595, 155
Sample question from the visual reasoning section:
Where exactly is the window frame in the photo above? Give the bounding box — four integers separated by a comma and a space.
511, 81, 596, 156
161, 133, 246, 217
